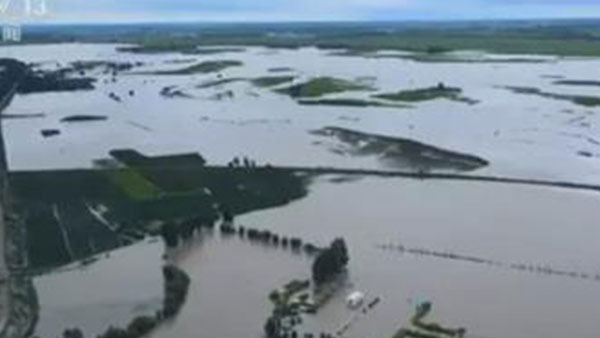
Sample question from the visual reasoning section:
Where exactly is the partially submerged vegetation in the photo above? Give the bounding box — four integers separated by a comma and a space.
60, 115, 108, 123
69, 60, 143, 75
265, 279, 316, 338
504, 86, 600, 107
18, 72, 96, 94
118, 44, 244, 55
196, 77, 246, 89
149, 60, 243, 75
196, 76, 294, 89
0, 58, 96, 96
393, 302, 466, 338
276, 77, 373, 98
251, 76, 296, 88
330, 49, 551, 63
41, 129, 60, 138
311, 127, 489, 172
160, 85, 193, 98
553, 80, 600, 87
268, 67, 294, 73
298, 98, 411, 108
264, 238, 350, 338
374, 84, 478, 104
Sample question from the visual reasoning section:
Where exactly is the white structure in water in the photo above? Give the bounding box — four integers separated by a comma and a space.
346, 291, 365, 309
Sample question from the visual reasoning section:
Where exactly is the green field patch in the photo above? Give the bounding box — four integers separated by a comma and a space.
105, 168, 163, 200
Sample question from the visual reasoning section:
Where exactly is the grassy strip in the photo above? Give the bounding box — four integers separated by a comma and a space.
330, 50, 551, 63
374, 85, 478, 104
276, 77, 372, 98
150, 60, 242, 75
553, 80, 600, 87
251, 76, 296, 88
118, 44, 245, 55
196, 76, 294, 89
60, 115, 108, 122
298, 98, 411, 108
505, 86, 600, 107
196, 77, 246, 88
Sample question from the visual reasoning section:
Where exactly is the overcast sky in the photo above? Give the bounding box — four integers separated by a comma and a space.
34, 0, 600, 23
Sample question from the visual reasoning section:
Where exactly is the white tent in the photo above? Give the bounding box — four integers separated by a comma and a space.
346, 291, 365, 309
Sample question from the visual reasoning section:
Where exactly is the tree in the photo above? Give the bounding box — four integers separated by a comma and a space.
264, 316, 280, 338
97, 327, 128, 338
312, 238, 349, 284
63, 328, 84, 338
127, 316, 157, 336
160, 222, 179, 248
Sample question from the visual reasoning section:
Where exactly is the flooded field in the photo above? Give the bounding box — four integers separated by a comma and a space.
1, 44, 600, 183
1, 43, 600, 338
237, 177, 600, 338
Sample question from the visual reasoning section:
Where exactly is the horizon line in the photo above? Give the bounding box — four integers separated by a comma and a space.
21, 16, 600, 26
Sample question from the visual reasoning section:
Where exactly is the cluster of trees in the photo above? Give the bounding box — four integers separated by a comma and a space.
91, 316, 158, 338
62, 316, 159, 338
18, 69, 96, 94
62, 328, 84, 338
162, 265, 191, 318
263, 240, 349, 338
222, 223, 319, 255
265, 325, 336, 338
160, 217, 216, 247
227, 156, 257, 168
312, 238, 349, 284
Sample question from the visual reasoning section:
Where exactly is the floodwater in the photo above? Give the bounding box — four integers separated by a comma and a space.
33, 239, 163, 338
1, 44, 600, 183
1, 43, 600, 338
152, 232, 313, 338
151, 177, 600, 338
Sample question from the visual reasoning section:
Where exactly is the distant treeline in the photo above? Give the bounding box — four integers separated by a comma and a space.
17, 20, 600, 56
